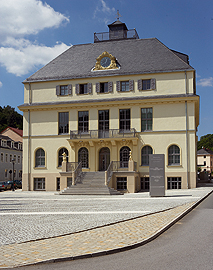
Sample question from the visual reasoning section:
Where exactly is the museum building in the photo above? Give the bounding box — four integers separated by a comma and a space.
19, 19, 199, 193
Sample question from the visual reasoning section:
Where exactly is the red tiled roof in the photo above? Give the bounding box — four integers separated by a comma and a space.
1, 126, 23, 137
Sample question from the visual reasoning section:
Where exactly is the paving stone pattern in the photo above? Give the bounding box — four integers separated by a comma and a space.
0, 202, 194, 268
0, 187, 212, 268
0, 188, 210, 246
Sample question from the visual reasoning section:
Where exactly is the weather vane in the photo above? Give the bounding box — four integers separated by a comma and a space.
116, 10, 122, 21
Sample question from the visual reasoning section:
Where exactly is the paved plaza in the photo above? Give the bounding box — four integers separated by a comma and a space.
0, 186, 212, 268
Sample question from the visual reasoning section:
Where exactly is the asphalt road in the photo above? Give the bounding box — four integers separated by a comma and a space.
14, 192, 213, 270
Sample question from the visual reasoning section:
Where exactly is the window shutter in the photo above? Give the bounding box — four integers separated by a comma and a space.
129, 80, 134, 91
151, 78, 156, 90
75, 84, 79, 95
96, 83, 100, 93
68, 84, 72, 95
116, 81, 120, 92
88, 83, 92, 94
138, 79, 142, 91
56, 85, 60, 95
108, 82, 113, 92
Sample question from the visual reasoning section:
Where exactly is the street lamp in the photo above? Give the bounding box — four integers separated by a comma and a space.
12, 158, 15, 191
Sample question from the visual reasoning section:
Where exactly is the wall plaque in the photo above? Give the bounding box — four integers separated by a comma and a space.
149, 154, 165, 197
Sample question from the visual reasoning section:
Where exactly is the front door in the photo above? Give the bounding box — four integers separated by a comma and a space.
99, 147, 110, 171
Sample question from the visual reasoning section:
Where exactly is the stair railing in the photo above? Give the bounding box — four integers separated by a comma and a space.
105, 161, 114, 185
72, 162, 82, 185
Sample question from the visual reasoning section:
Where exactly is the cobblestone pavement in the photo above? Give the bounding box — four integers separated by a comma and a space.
0, 187, 212, 268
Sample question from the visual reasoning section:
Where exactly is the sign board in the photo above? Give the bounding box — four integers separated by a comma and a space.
149, 154, 165, 197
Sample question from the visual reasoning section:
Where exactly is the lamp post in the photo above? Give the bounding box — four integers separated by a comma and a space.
12, 158, 15, 191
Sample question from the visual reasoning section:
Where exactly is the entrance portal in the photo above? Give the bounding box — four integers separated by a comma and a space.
99, 147, 110, 171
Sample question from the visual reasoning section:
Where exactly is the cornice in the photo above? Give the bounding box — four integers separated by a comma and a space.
19, 94, 199, 112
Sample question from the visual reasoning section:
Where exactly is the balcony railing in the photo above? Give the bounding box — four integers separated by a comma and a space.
70, 128, 137, 140
94, 29, 139, 42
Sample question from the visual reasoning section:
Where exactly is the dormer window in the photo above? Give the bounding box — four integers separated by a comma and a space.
1, 140, 7, 147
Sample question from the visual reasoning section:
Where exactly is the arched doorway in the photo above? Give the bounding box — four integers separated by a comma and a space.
99, 147, 110, 171
120, 146, 131, 168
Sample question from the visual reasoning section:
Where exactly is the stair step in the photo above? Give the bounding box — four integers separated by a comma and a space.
59, 171, 122, 195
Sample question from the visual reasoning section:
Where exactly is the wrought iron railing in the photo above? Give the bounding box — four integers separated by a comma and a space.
66, 162, 79, 172
66, 162, 82, 185
70, 128, 137, 140
106, 161, 129, 185
73, 162, 82, 185
94, 29, 139, 42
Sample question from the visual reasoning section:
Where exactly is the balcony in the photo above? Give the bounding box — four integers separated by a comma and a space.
70, 128, 137, 140
94, 29, 139, 43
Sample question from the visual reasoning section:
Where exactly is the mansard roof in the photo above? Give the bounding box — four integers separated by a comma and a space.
24, 38, 194, 83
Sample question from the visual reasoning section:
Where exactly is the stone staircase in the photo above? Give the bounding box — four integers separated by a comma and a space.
60, 171, 123, 195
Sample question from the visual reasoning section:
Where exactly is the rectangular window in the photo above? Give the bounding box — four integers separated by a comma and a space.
141, 108, 153, 131
142, 79, 151, 90
1, 153, 3, 162
98, 110, 109, 138
80, 84, 88, 94
121, 81, 129, 92
18, 156, 21, 164
78, 111, 89, 133
19, 170, 22, 178
57, 178, 60, 191
34, 178, 45, 190
60, 85, 68, 95
204, 161, 206, 166
119, 109, 130, 131
167, 177, 181, 189
117, 177, 127, 190
5, 154, 8, 162
10, 154, 12, 162
100, 82, 108, 93
1, 140, 7, 147
58, 112, 69, 134
141, 177, 149, 190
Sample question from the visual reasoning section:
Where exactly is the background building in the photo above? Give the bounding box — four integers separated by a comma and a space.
0, 132, 23, 182
19, 20, 199, 193
197, 148, 213, 173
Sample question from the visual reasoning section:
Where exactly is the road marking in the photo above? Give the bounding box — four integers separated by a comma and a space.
0, 197, 202, 201
0, 211, 150, 215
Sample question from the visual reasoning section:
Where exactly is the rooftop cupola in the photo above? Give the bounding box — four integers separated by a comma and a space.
94, 12, 139, 42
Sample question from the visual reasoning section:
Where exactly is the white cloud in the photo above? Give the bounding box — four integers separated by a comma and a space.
197, 77, 213, 87
0, 81, 2, 88
0, 0, 69, 42
0, 0, 70, 76
0, 40, 70, 76
94, 0, 115, 21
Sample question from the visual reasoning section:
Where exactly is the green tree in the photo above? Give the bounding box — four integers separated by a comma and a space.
0, 106, 23, 133
197, 134, 213, 151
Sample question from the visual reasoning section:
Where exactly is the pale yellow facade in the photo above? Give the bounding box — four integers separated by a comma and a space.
19, 70, 199, 192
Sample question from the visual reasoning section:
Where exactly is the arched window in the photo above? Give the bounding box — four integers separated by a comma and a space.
35, 148, 45, 167
141, 146, 153, 166
78, 147, 89, 168
120, 146, 131, 168
58, 148, 68, 167
168, 145, 180, 165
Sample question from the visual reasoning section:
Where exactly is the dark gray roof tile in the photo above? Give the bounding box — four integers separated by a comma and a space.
24, 38, 194, 83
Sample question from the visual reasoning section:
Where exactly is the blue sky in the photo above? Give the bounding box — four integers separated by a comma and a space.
0, 0, 212, 139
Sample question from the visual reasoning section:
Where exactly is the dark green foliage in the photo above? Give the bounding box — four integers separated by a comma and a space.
0, 106, 23, 133
197, 134, 213, 151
